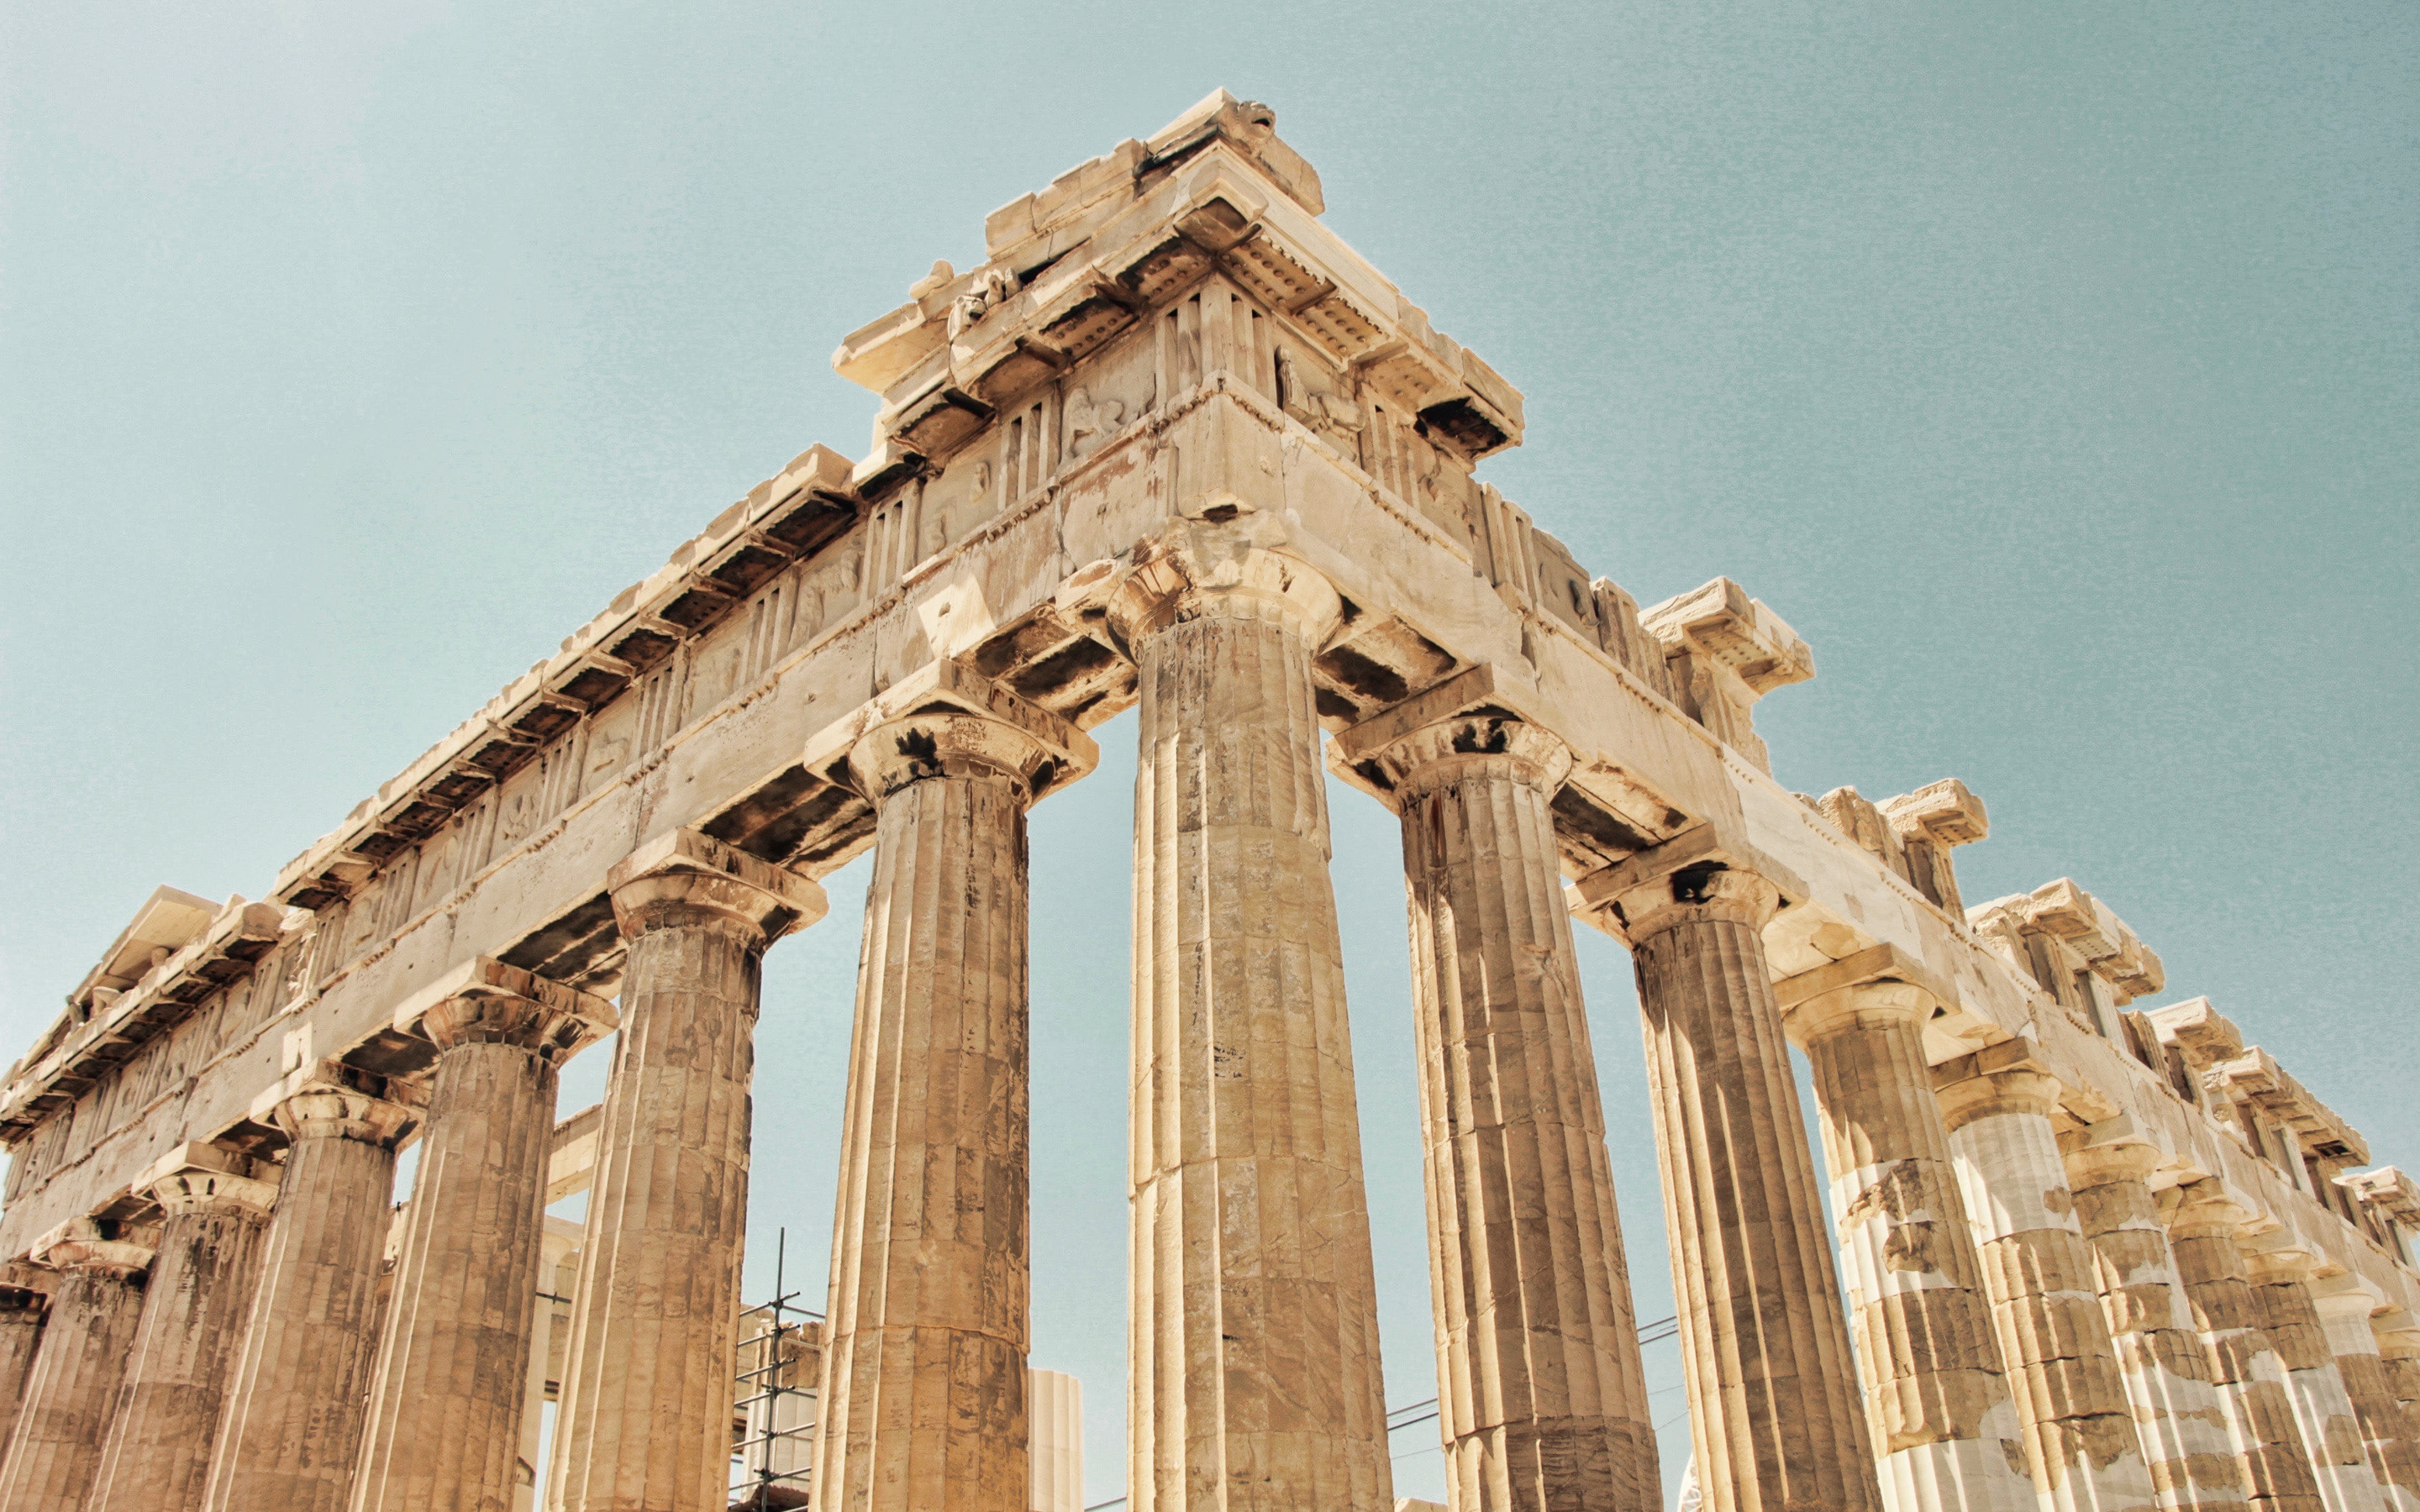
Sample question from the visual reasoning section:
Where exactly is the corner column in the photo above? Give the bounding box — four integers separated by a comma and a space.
2164, 1184, 2323, 1512
351, 961, 615, 1512
2310, 1281, 2420, 1512
546, 829, 825, 1512
2057, 1128, 2249, 1512
814, 675, 1095, 1511
2239, 1240, 2388, 1512
88, 1147, 279, 1512
1117, 549, 1393, 1512
1780, 979, 2026, 1512
1590, 857, 1881, 1512
203, 1064, 418, 1512
0, 1219, 155, 1511
1934, 1056, 2158, 1512
1339, 698, 1660, 1512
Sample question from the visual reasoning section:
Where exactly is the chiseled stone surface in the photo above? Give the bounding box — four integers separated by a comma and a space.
1937, 1063, 2159, 1512
815, 690, 1089, 1511
2311, 1281, 2420, 1512
1120, 552, 1393, 1512
2060, 1135, 2250, 1512
352, 963, 613, 1512
0, 1221, 153, 1511
546, 829, 824, 1512
1786, 981, 2027, 1512
87, 1152, 277, 1512
2239, 1242, 2386, 1512
2165, 1186, 2325, 1512
1606, 864, 1883, 1512
1360, 711, 1660, 1512
203, 1071, 415, 1512
0, 1289, 47, 1452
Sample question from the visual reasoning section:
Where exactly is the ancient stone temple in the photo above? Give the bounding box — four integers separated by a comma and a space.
1, 91, 2413, 1512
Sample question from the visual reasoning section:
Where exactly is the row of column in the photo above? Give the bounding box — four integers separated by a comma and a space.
7, 547, 2419, 1512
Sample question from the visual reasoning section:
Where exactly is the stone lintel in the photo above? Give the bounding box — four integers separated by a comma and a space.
387, 955, 619, 1050
1928, 1034, 2054, 1096
1876, 778, 1990, 848
802, 658, 1097, 804
0, 1262, 57, 1299
605, 827, 829, 942
1771, 940, 1956, 1016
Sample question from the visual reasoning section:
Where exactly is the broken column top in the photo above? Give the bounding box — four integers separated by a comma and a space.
829, 88, 1523, 487
1970, 876, 2164, 1001
1639, 578, 1815, 695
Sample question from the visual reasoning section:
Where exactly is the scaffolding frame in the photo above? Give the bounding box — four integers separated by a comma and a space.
729, 1229, 820, 1511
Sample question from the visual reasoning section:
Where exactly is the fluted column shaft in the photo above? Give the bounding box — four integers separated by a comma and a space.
1606, 865, 1881, 1512
2165, 1187, 2323, 1512
0, 1223, 155, 1511
2312, 1287, 2420, 1512
1937, 1067, 2157, 1512
1373, 717, 1657, 1512
1122, 568, 1392, 1512
1786, 985, 2025, 1512
816, 695, 1086, 1512
2059, 1138, 2249, 1512
2242, 1247, 2386, 1512
0, 1290, 47, 1449
203, 1073, 415, 1512
354, 966, 613, 1512
546, 829, 823, 1512
89, 1158, 278, 1512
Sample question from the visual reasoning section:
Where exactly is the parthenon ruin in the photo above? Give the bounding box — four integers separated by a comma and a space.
0, 91, 2412, 1512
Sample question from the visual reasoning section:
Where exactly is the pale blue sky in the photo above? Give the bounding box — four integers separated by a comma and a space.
3, 3, 2414, 1504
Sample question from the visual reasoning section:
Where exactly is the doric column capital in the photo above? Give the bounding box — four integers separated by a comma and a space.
606, 828, 828, 948
136, 1141, 280, 1223
251, 1059, 421, 1149
2238, 1231, 2321, 1285
829, 661, 1095, 804
1105, 538, 1343, 646
1328, 664, 1576, 805
1930, 1042, 2061, 1131
2165, 1180, 2254, 1239
2056, 1116, 2165, 1189
2304, 1273, 2382, 1326
1569, 826, 1802, 946
393, 956, 618, 1066
30, 1216, 155, 1280
1781, 977, 1931, 1047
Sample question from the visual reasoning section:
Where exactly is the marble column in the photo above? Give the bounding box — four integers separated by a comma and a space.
514, 1224, 580, 1512
2380, 1326, 2420, 1446
815, 687, 1091, 1511
2164, 1184, 2323, 1512
1117, 553, 1393, 1512
203, 1065, 418, 1512
2058, 1131, 2249, 1512
88, 1148, 279, 1512
1935, 1060, 2158, 1512
1595, 860, 1881, 1512
2240, 1240, 2386, 1512
545, 828, 825, 1512
1344, 705, 1658, 1512
0, 1218, 155, 1512
2310, 1281, 2420, 1512
1783, 981, 2026, 1512
0, 1286, 48, 1450
352, 961, 615, 1512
